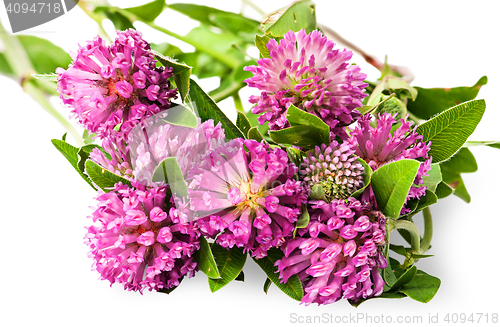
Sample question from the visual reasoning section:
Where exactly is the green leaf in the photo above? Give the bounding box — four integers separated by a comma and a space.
194, 236, 220, 279
465, 141, 500, 150
236, 111, 252, 137
94, 7, 135, 30
439, 147, 477, 203
124, 0, 164, 22
159, 105, 198, 128
154, 51, 192, 103
399, 270, 441, 303
184, 25, 244, 69
85, 160, 131, 191
18, 35, 71, 74
209, 12, 261, 37
374, 95, 407, 120
440, 168, 471, 203
416, 99, 486, 163
208, 243, 247, 292
422, 163, 442, 193
412, 191, 438, 214
435, 182, 453, 199
255, 34, 271, 58
351, 158, 373, 198
371, 159, 421, 219
262, 0, 316, 37
286, 104, 330, 145
360, 93, 396, 115
51, 139, 96, 190
253, 248, 304, 301
169, 3, 259, 31
382, 259, 398, 288
247, 126, 264, 142
389, 244, 407, 257
408, 76, 487, 120
269, 125, 324, 149
152, 158, 188, 198
440, 147, 477, 173
187, 79, 244, 139
366, 77, 416, 107
263, 278, 272, 294
388, 265, 417, 292
31, 72, 58, 82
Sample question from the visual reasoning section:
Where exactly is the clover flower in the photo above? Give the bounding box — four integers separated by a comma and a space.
301, 139, 364, 201
57, 29, 177, 139
84, 181, 199, 292
188, 139, 307, 258
244, 29, 367, 139
351, 112, 432, 214
276, 198, 387, 305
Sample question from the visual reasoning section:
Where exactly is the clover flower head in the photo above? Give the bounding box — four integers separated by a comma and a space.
84, 181, 199, 292
188, 139, 307, 258
276, 199, 387, 305
57, 29, 177, 139
302, 139, 364, 201
351, 112, 432, 214
244, 29, 368, 140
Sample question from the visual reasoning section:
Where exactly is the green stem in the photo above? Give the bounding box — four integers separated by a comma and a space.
212, 82, 246, 102
420, 207, 433, 253
0, 20, 83, 146
0, 19, 34, 77
25, 81, 83, 146
116, 9, 239, 68
232, 92, 244, 112
391, 219, 421, 255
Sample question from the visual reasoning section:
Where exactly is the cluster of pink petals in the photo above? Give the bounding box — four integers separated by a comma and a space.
245, 29, 367, 139
57, 29, 177, 140
276, 198, 387, 305
302, 139, 364, 200
188, 139, 307, 258
84, 182, 199, 292
351, 112, 432, 214
127, 113, 226, 184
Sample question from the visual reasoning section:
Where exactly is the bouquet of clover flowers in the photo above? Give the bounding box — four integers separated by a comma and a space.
39, 0, 498, 307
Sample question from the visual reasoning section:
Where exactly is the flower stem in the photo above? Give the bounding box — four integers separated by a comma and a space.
420, 207, 433, 253
0, 19, 83, 146
391, 219, 421, 255
233, 92, 244, 112
212, 81, 246, 102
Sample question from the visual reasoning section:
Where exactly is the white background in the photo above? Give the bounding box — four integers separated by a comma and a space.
1, 1, 499, 326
